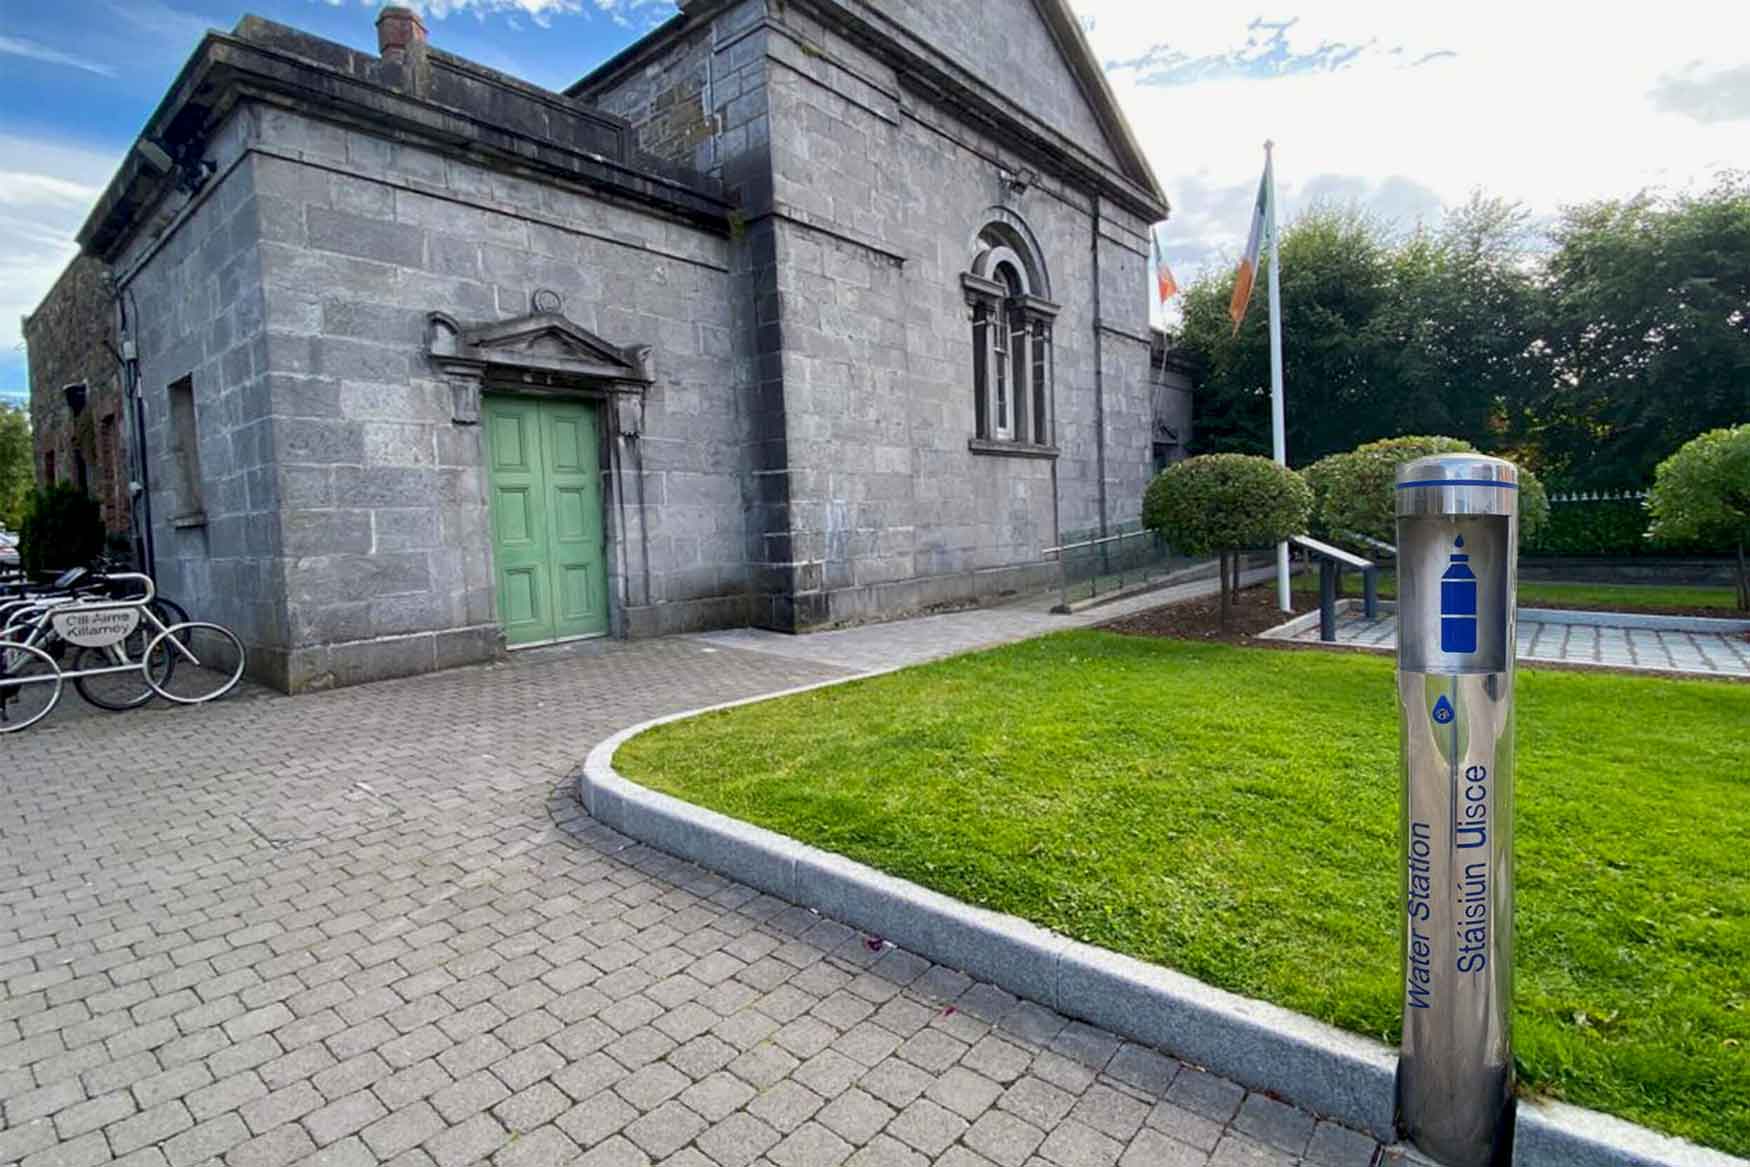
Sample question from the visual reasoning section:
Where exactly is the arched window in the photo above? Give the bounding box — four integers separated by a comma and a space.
963, 224, 1059, 453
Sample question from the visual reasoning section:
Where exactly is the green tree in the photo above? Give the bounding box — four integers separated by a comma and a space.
1537, 175, 1750, 487
1646, 424, 1750, 609
1142, 454, 1311, 629
0, 404, 31, 530
1381, 193, 1549, 448
18, 482, 105, 575
1178, 197, 1550, 468
1304, 435, 1549, 547
1180, 204, 1395, 463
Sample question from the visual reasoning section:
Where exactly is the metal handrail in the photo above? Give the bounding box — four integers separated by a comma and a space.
1291, 535, 1380, 641
1041, 529, 1156, 557
1042, 527, 1179, 612
1335, 530, 1398, 558
1290, 534, 1373, 571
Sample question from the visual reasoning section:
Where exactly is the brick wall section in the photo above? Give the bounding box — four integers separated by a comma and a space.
585, 21, 719, 174
112, 112, 283, 662
23, 254, 132, 537
247, 109, 744, 684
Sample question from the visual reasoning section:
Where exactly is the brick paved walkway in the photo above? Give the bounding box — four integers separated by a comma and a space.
4, 613, 1380, 1167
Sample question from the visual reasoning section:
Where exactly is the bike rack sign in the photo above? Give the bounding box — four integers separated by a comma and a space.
51, 606, 140, 648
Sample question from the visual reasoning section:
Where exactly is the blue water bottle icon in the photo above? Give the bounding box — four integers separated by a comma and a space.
1440, 535, 1478, 653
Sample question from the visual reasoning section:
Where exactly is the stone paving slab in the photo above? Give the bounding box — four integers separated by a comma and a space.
1, 620, 1381, 1167
1271, 607, 1750, 678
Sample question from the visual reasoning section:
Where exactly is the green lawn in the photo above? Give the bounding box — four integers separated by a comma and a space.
619, 633, 1750, 1155
1292, 571, 1741, 612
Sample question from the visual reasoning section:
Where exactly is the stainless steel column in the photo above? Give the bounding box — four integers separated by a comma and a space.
1395, 454, 1519, 1167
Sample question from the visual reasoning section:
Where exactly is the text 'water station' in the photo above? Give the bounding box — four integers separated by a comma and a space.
1395, 454, 1520, 1167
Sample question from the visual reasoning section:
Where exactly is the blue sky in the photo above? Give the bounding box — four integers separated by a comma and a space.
0, 0, 677, 397
4, 1, 1748, 397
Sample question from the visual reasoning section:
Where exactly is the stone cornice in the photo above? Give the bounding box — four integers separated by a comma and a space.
79, 18, 731, 262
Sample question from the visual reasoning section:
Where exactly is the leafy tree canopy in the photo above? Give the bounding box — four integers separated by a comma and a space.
0, 405, 31, 531
1647, 423, 1750, 608
1175, 177, 1750, 489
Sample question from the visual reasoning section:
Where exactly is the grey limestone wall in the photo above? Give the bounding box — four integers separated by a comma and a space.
840, 0, 1125, 174
584, 1, 797, 631
747, 1, 1158, 626
246, 107, 746, 685
1095, 202, 1159, 530
115, 112, 286, 674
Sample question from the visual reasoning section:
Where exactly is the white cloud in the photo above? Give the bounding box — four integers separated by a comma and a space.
0, 137, 125, 385
0, 34, 115, 77
0, 172, 101, 208
1075, 1, 1750, 293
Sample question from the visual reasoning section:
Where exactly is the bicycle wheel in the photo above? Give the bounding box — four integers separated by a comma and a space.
72, 635, 170, 711
151, 598, 192, 634
143, 623, 246, 704
0, 641, 63, 733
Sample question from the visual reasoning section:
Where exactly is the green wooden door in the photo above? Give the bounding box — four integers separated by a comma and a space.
485, 396, 608, 646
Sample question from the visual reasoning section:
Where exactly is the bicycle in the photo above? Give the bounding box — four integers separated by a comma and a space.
0, 568, 195, 712
0, 573, 246, 733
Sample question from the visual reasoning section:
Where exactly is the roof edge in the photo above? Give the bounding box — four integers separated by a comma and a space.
78, 15, 732, 263
1031, 0, 1168, 209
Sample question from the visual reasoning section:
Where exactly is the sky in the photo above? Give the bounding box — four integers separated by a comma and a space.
3, 0, 1749, 397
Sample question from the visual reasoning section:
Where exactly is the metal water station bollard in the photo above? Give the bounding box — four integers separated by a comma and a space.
1395, 454, 1519, 1167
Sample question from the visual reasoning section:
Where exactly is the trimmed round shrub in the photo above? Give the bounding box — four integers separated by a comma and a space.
1647, 423, 1750, 608
1142, 453, 1311, 557
1304, 435, 1547, 546
18, 481, 106, 575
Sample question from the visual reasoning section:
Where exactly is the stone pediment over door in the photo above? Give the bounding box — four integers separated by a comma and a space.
428, 303, 654, 425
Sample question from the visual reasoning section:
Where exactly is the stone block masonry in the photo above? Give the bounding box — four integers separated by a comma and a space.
50, 0, 1176, 689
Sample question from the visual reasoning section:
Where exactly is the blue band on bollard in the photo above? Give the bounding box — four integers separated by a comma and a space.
1394, 479, 1520, 490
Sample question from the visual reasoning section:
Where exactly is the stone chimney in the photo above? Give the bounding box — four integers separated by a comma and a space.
376, 6, 430, 97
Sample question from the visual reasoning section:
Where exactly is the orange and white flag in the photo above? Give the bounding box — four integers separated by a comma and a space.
1150, 224, 1178, 307
1229, 158, 1273, 333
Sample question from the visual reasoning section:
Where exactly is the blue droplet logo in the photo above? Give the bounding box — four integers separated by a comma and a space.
1432, 695, 1456, 725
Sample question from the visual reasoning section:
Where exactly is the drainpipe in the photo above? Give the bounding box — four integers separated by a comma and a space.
1091, 197, 1109, 538
115, 286, 156, 577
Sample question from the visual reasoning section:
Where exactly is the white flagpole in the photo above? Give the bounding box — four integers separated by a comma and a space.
1265, 141, 1291, 612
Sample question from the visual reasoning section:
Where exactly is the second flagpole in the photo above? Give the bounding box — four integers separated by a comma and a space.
1265, 141, 1291, 611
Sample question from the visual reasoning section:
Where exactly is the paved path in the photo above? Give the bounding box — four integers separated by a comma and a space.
691, 567, 1277, 674
3, 599, 1380, 1167
1272, 607, 1750, 677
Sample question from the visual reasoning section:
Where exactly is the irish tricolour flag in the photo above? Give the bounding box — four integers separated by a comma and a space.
1228, 156, 1274, 333
1151, 224, 1177, 308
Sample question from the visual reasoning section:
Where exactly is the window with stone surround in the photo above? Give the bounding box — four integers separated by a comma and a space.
965, 225, 1059, 457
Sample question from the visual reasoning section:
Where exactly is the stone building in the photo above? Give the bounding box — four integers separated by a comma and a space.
43, 0, 1174, 692
22, 254, 134, 539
